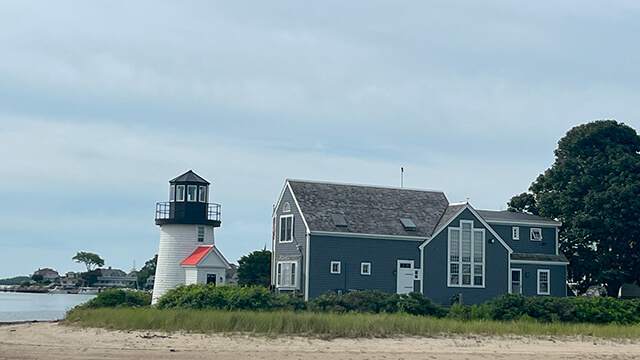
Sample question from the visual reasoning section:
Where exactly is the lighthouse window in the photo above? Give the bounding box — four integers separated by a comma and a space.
176, 185, 185, 201
169, 185, 175, 202
197, 226, 205, 242
199, 186, 207, 203
187, 185, 197, 202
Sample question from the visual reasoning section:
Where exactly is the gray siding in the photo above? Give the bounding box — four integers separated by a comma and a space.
273, 186, 308, 292
308, 234, 422, 299
510, 263, 567, 297
491, 224, 557, 255
423, 209, 510, 305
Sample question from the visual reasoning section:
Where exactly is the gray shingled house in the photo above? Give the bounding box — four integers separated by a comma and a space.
272, 180, 568, 305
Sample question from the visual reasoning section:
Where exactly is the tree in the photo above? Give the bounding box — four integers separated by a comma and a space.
137, 254, 158, 289
508, 120, 640, 295
237, 250, 271, 287
72, 251, 105, 272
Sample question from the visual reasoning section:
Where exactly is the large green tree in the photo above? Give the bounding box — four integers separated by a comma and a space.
72, 251, 105, 272
508, 120, 640, 295
136, 254, 158, 289
237, 250, 271, 287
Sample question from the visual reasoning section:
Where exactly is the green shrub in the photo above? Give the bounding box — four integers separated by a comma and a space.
156, 284, 275, 311
80, 289, 151, 308
571, 297, 640, 325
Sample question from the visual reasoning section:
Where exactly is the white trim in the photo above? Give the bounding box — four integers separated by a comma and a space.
176, 185, 185, 201
197, 225, 205, 242
278, 214, 294, 243
304, 231, 310, 301
312, 230, 426, 241
420, 204, 512, 254
283, 202, 291, 212
537, 269, 550, 295
361, 262, 371, 275
420, 244, 425, 294
275, 260, 299, 289
483, 219, 562, 227
530, 228, 543, 242
286, 181, 310, 231
555, 228, 559, 255
511, 260, 569, 265
186, 185, 198, 202
330, 261, 341, 274
512, 227, 520, 240
271, 214, 276, 287
198, 185, 207, 203
169, 185, 175, 202
510, 268, 522, 295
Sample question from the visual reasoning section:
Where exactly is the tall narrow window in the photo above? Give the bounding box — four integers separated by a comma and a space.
448, 220, 484, 287
512, 227, 519, 240
176, 185, 185, 201
187, 185, 197, 202
169, 185, 176, 202
198, 186, 207, 203
511, 269, 522, 295
279, 215, 293, 242
197, 226, 205, 242
538, 269, 550, 295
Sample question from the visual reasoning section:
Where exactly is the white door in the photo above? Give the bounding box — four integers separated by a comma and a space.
397, 260, 414, 294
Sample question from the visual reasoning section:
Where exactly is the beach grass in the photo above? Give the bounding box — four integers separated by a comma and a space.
62, 307, 640, 339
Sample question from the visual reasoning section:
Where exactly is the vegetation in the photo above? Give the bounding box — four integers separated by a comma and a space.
136, 254, 157, 289
63, 307, 640, 339
0, 276, 31, 285
76, 289, 151, 309
237, 250, 271, 287
72, 251, 105, 272
508, 120, 640, 294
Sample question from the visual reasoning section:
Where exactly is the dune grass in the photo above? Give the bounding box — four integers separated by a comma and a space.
62, 307, 640, 339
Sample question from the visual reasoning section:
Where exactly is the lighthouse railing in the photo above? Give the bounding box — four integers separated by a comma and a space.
155, 202, 221, 222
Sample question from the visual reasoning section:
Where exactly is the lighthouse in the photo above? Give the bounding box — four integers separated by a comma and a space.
152, 170, 230, 304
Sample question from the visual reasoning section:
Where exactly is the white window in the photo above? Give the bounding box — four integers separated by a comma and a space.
448, 220, 484, 287
361, 262, 371, 275
537, 269, 550, 295
197, 226, 205, 242
330, 261, 341, 274
279, 215, 293, 243
169, 185, 175, 202
530, 228, 543, 241
511, 269, 522, 295
187, 185, 197, 202
512, 227, 520, 240
276, 261, 297, 287
176, 185, 185, 201
283, 202, 291, 212
198, 186, 207, 203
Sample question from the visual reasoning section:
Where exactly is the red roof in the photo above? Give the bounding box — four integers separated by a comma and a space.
180, 246, 213, 265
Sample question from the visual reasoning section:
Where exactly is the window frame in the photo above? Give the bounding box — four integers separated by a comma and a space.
510, 268, 522, 295
197, 225, 205, 242
330, 261, 341, 274
279, 215, 294, 243
360, 262, 371, 275
537, 269, 550, 295
198, 186, 207, 203
447, 220, 485, 288
169, 185, 176, 202
187, 185, 197, 202
530, 228, 543, 241
512, 226, 520, 240
283, 202, 291, 212
176, 185, 185, 202
275, 260, 298, 288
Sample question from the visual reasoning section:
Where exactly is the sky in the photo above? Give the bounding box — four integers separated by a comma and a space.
0, 1, 638, 279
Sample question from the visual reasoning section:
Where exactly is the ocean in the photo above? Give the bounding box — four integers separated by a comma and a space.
0, 292, 96, 323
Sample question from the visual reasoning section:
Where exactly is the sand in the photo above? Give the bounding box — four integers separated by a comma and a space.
0, 322, 639, 360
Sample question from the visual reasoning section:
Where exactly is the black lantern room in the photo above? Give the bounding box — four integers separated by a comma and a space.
155, 170, 221, 227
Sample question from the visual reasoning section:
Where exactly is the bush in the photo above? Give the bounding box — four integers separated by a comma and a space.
80, 289, 151, 308
156, 284, 275, 311
571, 297, 640, 325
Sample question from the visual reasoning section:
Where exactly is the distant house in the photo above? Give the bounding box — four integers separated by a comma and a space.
94, 268, 137, 287
272, 180, 568, 305
146, 275, 155, 289
32, 268, 60, 284
59, 271, 81, 287
225, 264, 239, 286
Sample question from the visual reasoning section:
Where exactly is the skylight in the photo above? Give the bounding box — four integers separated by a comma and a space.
331, 214, 347, 227
399, 218, 417, 231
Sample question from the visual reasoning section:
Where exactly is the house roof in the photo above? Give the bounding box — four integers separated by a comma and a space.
170, 170, 210, 184
287, 180, 449, 237
181, 246, 213, 265
433, 203, 467, 233
476, 210, 561, 227
511, 253, 569, 263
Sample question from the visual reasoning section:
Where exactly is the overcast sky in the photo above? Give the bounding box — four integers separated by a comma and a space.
0, 1, 638, 279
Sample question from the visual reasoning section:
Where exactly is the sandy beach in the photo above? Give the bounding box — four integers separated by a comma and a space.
1, 322, 639, 360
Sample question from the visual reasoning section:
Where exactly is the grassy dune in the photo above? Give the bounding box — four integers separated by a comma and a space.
62, 307, 640, 339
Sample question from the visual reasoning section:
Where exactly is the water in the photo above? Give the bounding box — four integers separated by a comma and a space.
0, 292, 96, 322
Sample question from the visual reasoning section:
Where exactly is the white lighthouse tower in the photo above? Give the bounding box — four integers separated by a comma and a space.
152, 170, 230, 304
